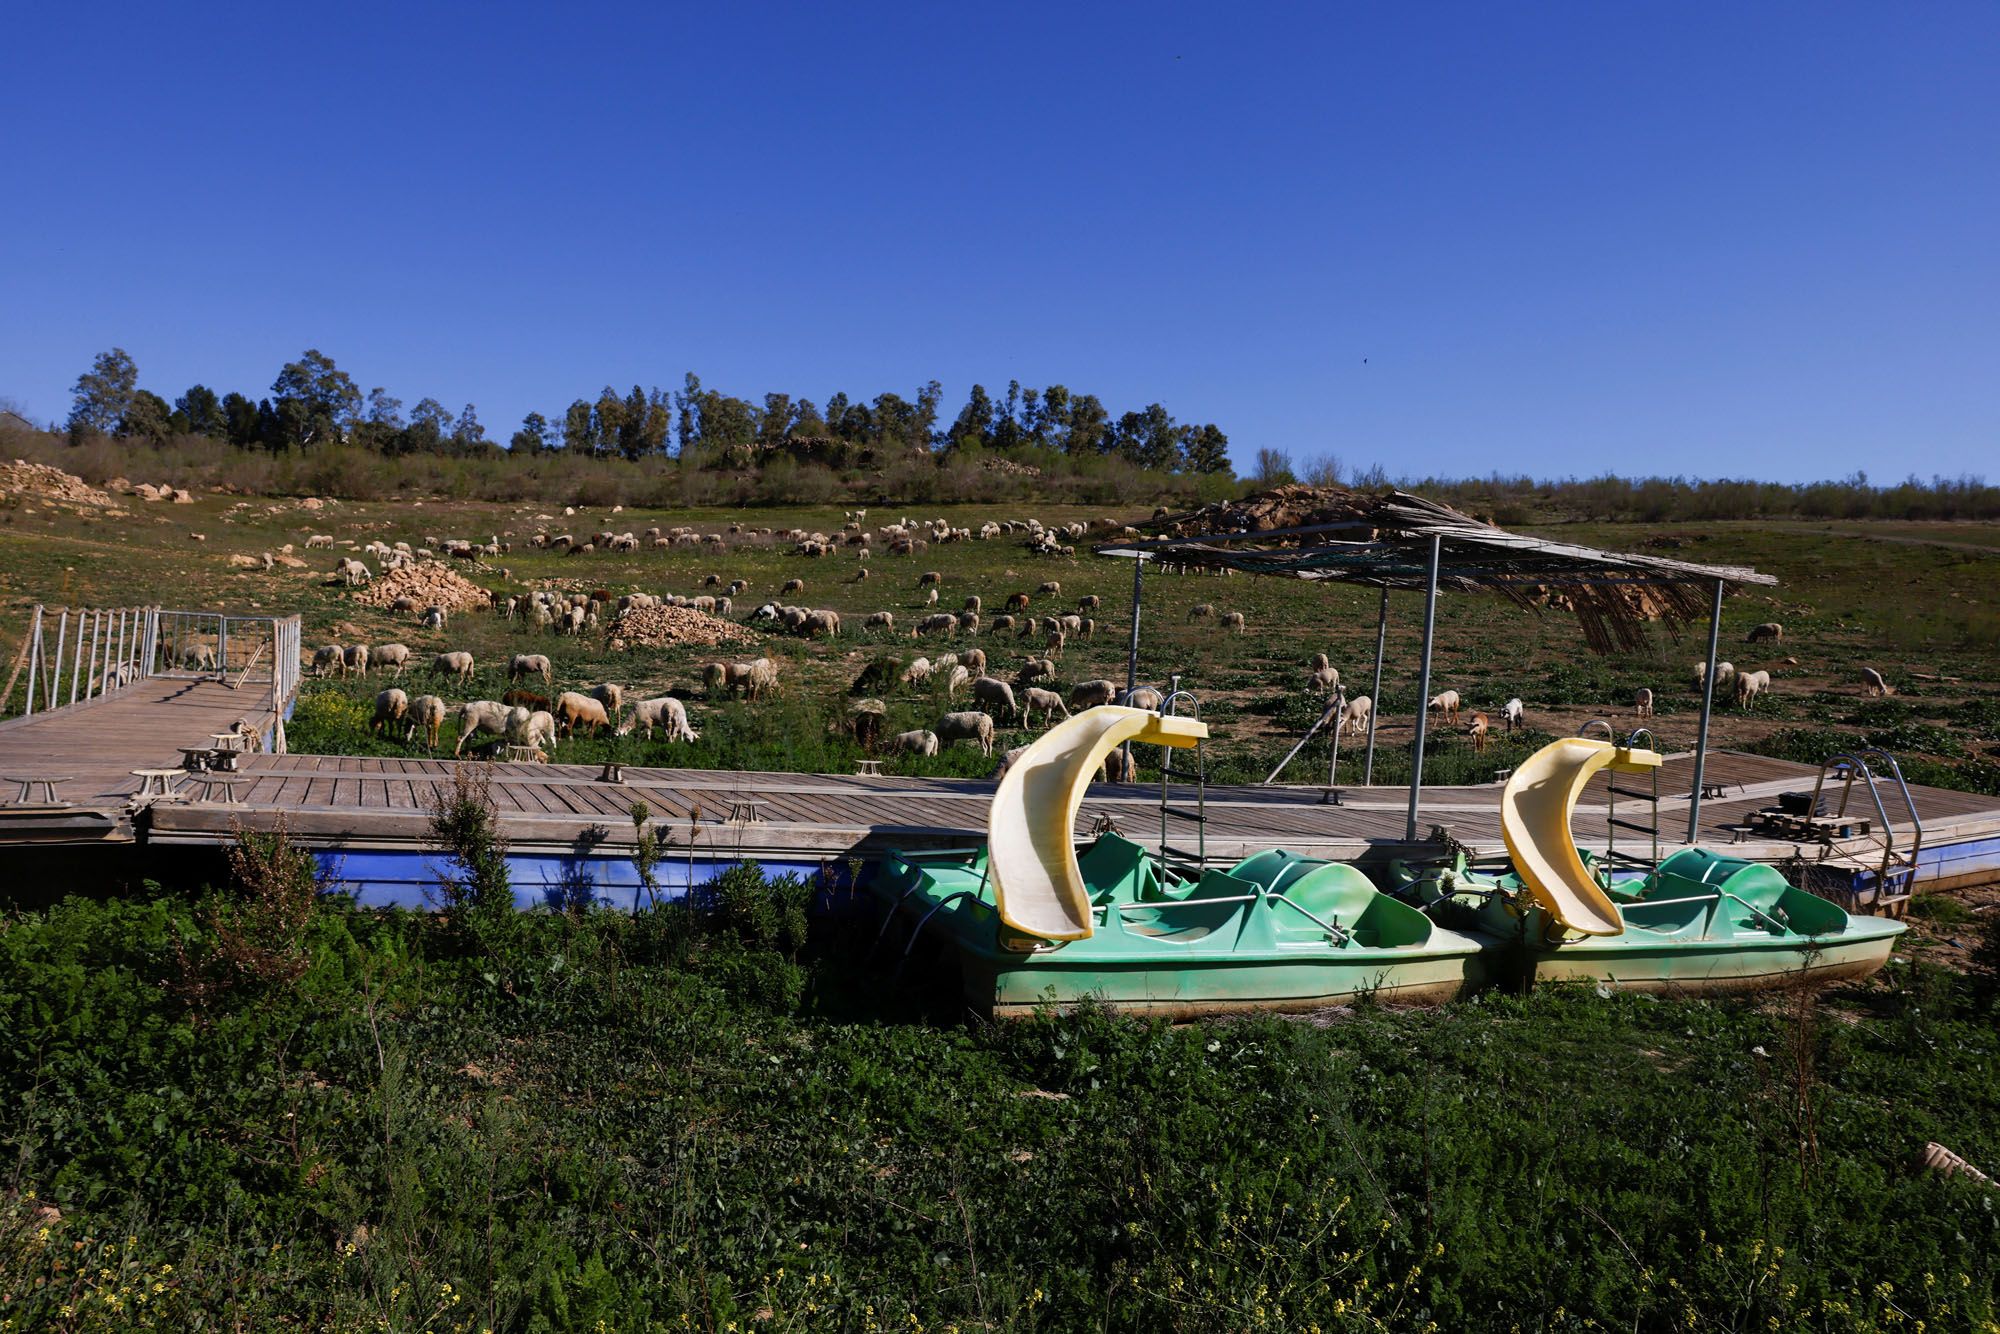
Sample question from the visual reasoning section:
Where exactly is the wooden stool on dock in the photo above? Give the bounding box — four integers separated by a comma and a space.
190, 774, 250, 805
2, 775, 72, 807
500, 744, 545, 764
131, 769, 185, 800
854, 759, 885, 777
178, 746, 216, 773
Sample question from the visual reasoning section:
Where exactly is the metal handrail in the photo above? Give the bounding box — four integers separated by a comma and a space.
1578, 719, 1616, 743
1809, 750, 1921, 893
1159, 680, 1207, 868
893, 890, 982, 978
1111, 890, 1353, 944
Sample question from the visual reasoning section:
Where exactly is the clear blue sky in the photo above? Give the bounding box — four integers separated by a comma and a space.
4, 3, 1995, 482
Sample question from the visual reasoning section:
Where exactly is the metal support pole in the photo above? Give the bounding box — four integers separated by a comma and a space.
87, 612, 103, 699
49, 612, 68, 711
1363, 584, 1389, 786
1327, 687, 1344, 789
1123, 555, 1145, 698
1686, 578, 1726, 843
24, 606, 42, 717
69, 609, 85, 706
218, 616, 229, 677
1405, 536, 1442, 842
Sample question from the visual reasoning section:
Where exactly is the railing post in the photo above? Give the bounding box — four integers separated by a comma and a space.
1686, 578, 1726, 843
69, 608, 86, 705
1405, 536, 1442, 842
23, 605, 43, 717
1363, 584, 1389, 786
48, 611, 68, 711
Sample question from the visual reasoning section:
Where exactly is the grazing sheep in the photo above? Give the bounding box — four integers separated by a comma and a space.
509, 653, 553, 685
1080, 617, 1095, 638
1004, 592, 1030, 613
962, 594, 982, 613
1078, 595, 1100, 612
1187, 603, 1216, 622
555, 690, 611, 737
865, 610, 896, 631
1466, 712, 1491, 752
900, 657, 934, 686
971, 676, 1019, 720
1503, 697, 1524, 732
936, 710, 997, 756
1015, 657, 1056, 685
1309, 666, 1340, 694
803, 609, 841, 638
370, 688, 409, 735
408, 694, 447, 748
1309, 652, 1331, 672
588, 682, 625, 717
1340, 695, 1374, 736
1099, 747, 1135, 784
916, 612, 958, 637
1745, 622, 1784, 644
1694, 660, 1737, 694
1634, 687, 1655, 718
372, 643, 411, 676
432, 650, 475, 682
918, 570, 942, 588
1036, 580, 1061, 598
1427, 690, 1461, 725
1219, 611, 1246, 632
945, 664, 971, 698
310, 644, 344, 677
1120, 685, 1164, 711
452, 700, 513, 756
421, 608, 445, 632
508, 708, 558, 752
1734, 669, 1771, 708
343, 644, 371, 677
890, 728, 940, 757
990, 614, 1015, 633
1861, 667, 1892, 697
959, 648, 986, 675
1068, 679, 1118, 711
305, 534, 335, 549
1022, 686, 1068, 727
781, 577, 806, 595
617, 696, 698, 742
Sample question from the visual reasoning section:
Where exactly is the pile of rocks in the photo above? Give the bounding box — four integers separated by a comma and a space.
609, 604, 754, 650
353, 561, 494, 613
0, 460, 115, 506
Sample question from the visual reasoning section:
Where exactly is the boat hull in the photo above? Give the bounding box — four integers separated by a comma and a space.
1526, 927, 1901, 995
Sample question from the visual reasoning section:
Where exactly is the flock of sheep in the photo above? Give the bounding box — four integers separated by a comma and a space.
306, 509, 1898, 775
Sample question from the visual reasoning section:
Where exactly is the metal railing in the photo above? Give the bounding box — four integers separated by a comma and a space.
7, 607, 304, 749
1808, 749, 1924, 899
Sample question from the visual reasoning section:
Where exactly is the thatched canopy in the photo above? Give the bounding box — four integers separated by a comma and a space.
1099, 487, 1775, 655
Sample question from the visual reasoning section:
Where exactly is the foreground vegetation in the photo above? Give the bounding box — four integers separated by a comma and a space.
2, 826, 1997, 1333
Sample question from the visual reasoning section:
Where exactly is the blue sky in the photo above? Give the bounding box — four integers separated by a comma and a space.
3, 3, 1995, 482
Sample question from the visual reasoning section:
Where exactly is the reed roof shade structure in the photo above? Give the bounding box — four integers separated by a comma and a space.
1097, 489, 1775, 656
1098, 486, 1777, 841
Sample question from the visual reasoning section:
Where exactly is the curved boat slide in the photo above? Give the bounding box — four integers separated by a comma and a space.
1500, 737, 1663, 936
989, 705, 1207, 941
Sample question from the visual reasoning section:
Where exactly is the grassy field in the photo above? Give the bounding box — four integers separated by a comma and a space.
4, 487, 2000, 793
0, 850, 1996, 1333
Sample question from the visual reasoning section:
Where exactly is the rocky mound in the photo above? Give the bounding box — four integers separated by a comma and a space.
353, 561, 493, 613
609, 604, 754, 650
0, 460, 115, 506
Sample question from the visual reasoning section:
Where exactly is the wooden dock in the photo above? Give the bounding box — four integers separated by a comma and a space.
3, 675, 1996, 908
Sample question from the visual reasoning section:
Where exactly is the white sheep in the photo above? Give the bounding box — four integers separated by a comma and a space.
1634, 688, 1654, 718
617, 696, 698, 742
407, 694, 447, 748
555, 690, 611, 737
1503, 697, 1524, 732
1734, 669, 1771, 709
432, 650, 475, 682
370, 688, 409, 735
1219, 611, 1246, 632
1022, 686, 1068, 727
372, 643, 411, 676
452, 700, 512, 755
509, 653, 553, 685
970, 676, 1018, 720
890, 728, 940, 757
1341, 695, 1374, 736
1861, 667, 1892, 697
1427, 690, 1461, 724
901, 657, 934, 686
1120, 685, 1164, 711
936, 710, 996, 756
1068, 679, 1118, 711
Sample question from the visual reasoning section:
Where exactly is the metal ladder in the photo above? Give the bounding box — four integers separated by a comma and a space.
1808, 749, 1925, 909
1579, 721, 1661, 885
1156, 679, 1208, 879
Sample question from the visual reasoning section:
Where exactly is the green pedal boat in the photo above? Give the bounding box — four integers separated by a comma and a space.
872, 714, 1904, 1017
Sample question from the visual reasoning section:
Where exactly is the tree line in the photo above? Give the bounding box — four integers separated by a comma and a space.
61, 348, 1234, 475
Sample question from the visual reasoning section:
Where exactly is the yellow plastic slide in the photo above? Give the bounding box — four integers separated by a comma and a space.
1500, 737, 1663, 936
989, 705, 1208, 941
